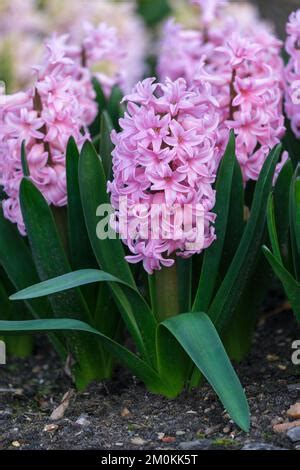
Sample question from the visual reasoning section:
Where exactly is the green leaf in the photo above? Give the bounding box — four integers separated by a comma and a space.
137, 0, 171, 26
219, 156, 244, 278
193, 131, 242, 312
79, 141, 135, 286
19, 177, 106, 388
290, 165, 300, 270
267, 195, 283, 262
283, 115, 300, 168
99, 111, 114, 180
273, 160, 293, 253
263, 246, 300, 322
0, 210, 66, 357
159, 312, 250, 432
0, 318, 163, 393
19, 178, 92, 319
0, 276, 33, 357
93, 77, 106, 110
9, 269, 129, 300
88, 77, 107, 138
79, 141, 157, 366
66, 137, 97, 271
107, 85, 123, 130
208, 145, 282, 332
21, 141, 30, 177
0, 210, 53, 319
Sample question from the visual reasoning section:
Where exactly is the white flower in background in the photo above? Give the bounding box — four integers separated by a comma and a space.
0, 0, 148, 94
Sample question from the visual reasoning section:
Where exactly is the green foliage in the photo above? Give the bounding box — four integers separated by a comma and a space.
136, 0, 171, 26
263, 165, 300, 322
0, 133, 284, 431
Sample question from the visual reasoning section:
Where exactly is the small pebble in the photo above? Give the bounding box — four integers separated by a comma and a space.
161, 436, 176, 443
75, 415, 90, 427
179, 439, 211, 450
43, 424, 58, 433
204, 425, 221, 436
287, 403, 300, 419
121, 407, 131, 418
286, 427, 300, 443
242, 442, 286, 451
11, 441, 21, 448
131, 437, 146, 446
287, 383, 300, 392
273, 420, 300, 433
266, 354, 279, 362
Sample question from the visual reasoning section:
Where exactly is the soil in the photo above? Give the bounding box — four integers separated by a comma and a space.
0, 301, 300, 451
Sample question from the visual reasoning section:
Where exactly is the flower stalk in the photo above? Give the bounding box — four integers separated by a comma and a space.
154, 260, 180, 322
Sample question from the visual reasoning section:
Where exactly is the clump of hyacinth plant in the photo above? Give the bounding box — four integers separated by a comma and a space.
0, 34, 97, 234
0, 30, 126, 381
263, 10, 300, 322
158, 1, 291, 360
159, 1, 287, 183
0, 64, 286, 431
283, 8, 300, 168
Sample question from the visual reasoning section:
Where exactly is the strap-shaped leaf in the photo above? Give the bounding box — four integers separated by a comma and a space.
267, 195, 283, 262
208, 145, 282, 332
66, 137, 97, 271
283, 115, 300, 169
79, 141, 157, 366
107, 85, 123, 130
158, 312, 250, 432
19, 178, 92, 321
20, 177, 107, 388
0, 211, 66, 357
0, 318, 163, 393
193, 131, 242, 312
274, 160, 293, 252
0, 211, 53, 319
100, 111, 114, 180
290, 165, 300, 279
79, 141, 135, 286
294, 177, 300, 257
21, 141, 30, 177
10, 269, 132, 300
263, 247, 300, 322
88, 77, 107, 138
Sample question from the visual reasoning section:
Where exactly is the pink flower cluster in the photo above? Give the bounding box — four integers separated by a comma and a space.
158, 4, 287, 181
0, 0, 147, 94
0, 34, 97, 234
285, 10, 300, 138
108, 77, 220, 273
194, 31, 287, 181
82, 22, 127, 96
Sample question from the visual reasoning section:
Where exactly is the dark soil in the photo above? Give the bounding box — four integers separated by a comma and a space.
0, 305, 300, 450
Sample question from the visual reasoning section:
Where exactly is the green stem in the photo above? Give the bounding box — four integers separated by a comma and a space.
5, 335, 33, 358
154, 261, 179, 322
